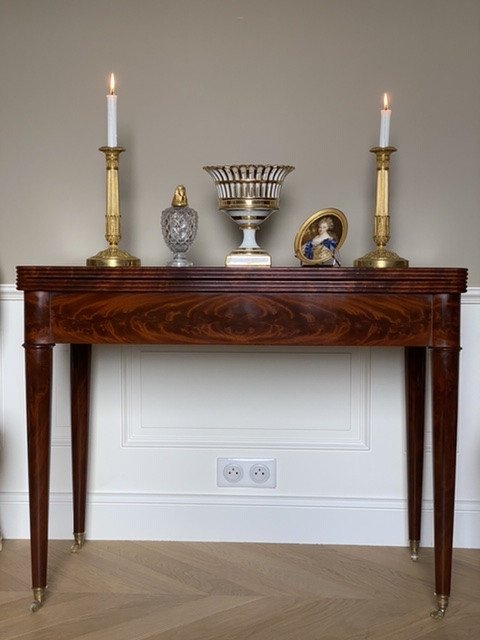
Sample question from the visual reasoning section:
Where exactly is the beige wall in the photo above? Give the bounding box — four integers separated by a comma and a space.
1, 0, 479, 284
2, 1, 480, 548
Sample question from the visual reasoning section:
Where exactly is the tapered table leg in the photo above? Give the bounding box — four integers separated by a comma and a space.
405, 347, 426, 561
24, 344, 53, 611
430, 346, 460, 619
70, 344, 92, 553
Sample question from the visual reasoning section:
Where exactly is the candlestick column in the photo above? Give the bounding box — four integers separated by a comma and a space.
373, 147, 392, 250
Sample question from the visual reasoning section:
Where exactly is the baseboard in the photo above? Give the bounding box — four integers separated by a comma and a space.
1, 491, 479, 547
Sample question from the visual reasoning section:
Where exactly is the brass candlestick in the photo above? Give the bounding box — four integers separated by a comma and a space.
86, 146, 140, 267
354, 146, 408, 268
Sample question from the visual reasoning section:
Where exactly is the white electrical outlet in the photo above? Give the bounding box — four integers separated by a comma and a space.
249, 463, 271, 484
222, 463, 244, 483
217, 458, 276, 488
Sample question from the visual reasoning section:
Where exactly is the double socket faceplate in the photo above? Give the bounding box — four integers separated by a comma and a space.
217, 458, 277, 488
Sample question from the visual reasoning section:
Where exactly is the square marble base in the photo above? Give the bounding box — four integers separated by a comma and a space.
225, 252, 271, 267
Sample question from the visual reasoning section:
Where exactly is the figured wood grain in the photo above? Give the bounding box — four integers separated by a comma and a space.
49, 292, 434, 346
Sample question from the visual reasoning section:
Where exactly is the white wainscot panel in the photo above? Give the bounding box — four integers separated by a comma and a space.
122, 346, 371, 450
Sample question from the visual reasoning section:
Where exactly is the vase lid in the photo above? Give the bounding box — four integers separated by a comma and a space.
172, 185, 188, 207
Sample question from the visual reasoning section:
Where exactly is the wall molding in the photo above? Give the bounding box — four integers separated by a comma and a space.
0, 285, 22, 301
5, 490, 479, 512
461, 286, 480, 304
1, 491, 479, 547
121, 346, 372, 450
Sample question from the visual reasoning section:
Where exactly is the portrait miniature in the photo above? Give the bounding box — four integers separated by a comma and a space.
294, 208, 348, 266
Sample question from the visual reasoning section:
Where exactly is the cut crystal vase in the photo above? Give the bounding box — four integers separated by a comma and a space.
161, 186, 198, 267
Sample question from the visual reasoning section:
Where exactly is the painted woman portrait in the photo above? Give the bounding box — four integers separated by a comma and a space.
294, 208, 348, 266
302, 216, 338, 262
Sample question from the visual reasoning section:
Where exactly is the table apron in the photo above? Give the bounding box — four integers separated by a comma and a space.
25, 291, 452, 347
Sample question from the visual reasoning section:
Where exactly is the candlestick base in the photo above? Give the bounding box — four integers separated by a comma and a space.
354, 247, 408, 268
86, 246, 140, 267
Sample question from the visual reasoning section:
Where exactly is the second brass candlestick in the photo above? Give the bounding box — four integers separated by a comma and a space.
354, 146, 408, 268
86, 146, 140, 267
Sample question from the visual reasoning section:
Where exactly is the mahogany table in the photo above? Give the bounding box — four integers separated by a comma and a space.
16, 266, 467, 615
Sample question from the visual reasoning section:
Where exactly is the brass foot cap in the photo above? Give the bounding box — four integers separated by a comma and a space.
430, 594, 448, 619
70, 532, 86, 554
30, 587, 46, 612
409, 540, 420, 561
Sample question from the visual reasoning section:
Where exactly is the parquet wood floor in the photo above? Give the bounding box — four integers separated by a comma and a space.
0, 540, 479, 639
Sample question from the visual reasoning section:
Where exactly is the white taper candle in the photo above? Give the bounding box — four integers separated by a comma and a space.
379, 93, 391, 147
107, 73, 117, 147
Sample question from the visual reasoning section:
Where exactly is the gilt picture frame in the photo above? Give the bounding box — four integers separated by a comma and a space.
294, 208, 348, 266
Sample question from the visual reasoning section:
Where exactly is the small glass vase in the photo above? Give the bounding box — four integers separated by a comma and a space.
161, 185, 198, 267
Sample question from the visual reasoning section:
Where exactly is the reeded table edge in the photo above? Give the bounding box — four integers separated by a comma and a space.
16, 266, 468, 294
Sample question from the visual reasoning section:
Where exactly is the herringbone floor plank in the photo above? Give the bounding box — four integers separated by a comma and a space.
0, 540, 478, 639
